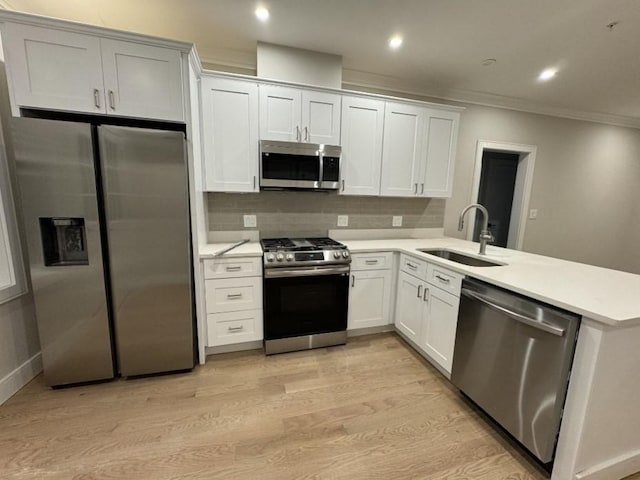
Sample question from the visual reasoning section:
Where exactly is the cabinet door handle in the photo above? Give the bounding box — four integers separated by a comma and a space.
296, 125, 301, 142
352, 275, 355, 287
227, 293, 243, 299
253, 176, 256, 190
420, 183, 425, 195
93, 88, 101, 109
417, 284, 422, 298
414, 183, 418, 194
365, 260, 378, 265
423, 287, 429, 302
341, 179, 345, 191
435, 275, 450, 284
304, 126, 309, 142
225, 266, 242, 272
108, 90, 116, 110
228, 325, 244, 332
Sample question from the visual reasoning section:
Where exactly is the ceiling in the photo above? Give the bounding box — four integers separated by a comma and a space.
2, 0, 640, 126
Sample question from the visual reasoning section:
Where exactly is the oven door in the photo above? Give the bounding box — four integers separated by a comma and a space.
263, 266, 349, 340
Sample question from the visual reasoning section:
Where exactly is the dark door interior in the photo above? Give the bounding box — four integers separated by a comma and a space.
474, 151, 519, 247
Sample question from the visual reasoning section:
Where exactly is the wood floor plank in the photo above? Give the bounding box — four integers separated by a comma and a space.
1, 332, 636, 480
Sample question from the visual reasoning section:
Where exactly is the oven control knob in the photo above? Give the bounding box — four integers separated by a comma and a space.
285, 254, 294, 262
342, 251, 350, 259
276, 253, 284, 262
266, 253, 275, 262
333, 251, 340, 259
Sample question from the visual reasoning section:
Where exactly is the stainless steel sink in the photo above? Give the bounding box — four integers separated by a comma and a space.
417, 249, 505, 267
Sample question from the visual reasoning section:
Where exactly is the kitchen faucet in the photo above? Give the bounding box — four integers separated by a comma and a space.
458, 204, 494, 255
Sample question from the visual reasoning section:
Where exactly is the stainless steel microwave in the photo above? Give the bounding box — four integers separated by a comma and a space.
260, 140, 341, 190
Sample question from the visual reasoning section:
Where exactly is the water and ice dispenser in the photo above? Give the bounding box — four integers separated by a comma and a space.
39, 217, 89, 266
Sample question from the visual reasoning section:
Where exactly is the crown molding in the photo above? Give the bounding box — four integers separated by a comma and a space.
341, 69, 640, 130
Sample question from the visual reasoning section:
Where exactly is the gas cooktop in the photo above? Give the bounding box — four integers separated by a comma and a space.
260, 237, 350, 268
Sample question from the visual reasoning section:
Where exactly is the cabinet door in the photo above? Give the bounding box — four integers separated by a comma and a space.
301, 90, 341, 144
394, 271, 424, 343
1, 23, 106, 114
420, 109, 459, 197
348, 270, 392, 330
100, 39, 184, 121
421, 286, 460, 373
340, 96, 385, 196
259, 85, 301, 141
201, 77, 259, 192
380, 102, 424, 197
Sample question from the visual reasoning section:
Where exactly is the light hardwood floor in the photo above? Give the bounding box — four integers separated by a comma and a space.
1, 333, 638, 480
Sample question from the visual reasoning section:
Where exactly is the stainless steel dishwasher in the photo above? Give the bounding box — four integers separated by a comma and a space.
451, 278, 580, 465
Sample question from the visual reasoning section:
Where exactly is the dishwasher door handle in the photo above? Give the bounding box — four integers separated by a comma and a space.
461, 288, 565, 337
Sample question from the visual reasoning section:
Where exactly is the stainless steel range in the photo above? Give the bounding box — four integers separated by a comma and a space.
261, 237, 351, 355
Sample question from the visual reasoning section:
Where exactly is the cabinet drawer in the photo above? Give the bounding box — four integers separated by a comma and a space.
205, 277, 262, 313
207, 310, 263, 346
351, 252, 393, 271
427, 264, 463, 296
399, 254, 428, 279
203, 257, 262, 279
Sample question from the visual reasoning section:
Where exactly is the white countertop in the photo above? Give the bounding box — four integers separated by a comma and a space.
198, 236, 640, 326
343, 237, 640, 326
199, 241, 263, 258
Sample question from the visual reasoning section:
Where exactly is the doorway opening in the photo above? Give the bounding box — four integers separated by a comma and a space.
468, 141, 536, 250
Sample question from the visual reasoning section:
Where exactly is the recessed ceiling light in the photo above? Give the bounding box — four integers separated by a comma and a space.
388, 35, 403, 50
538, 68, 557, 81
255, 6, 270, 22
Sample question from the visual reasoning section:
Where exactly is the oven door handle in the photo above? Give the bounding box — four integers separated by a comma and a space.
265, 266, 350, 278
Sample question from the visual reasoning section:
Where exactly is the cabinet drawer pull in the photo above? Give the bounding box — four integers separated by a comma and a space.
108, 90, 116, 110
406, 262, 417, 269
93, 88, 101, 108
435, 275, 451, 284
228, 325, 244, 332
365, 260, 379, 265
226, 293, 243, 299
417, 284, 422, 298
225, 266, 242, 272
423, 287, 429, 302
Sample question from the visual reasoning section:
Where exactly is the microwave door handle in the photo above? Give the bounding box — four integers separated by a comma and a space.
318, 154, 324, 188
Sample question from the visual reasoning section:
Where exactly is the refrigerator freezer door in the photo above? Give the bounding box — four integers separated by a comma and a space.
98, 125, 193, 376
12, 118, 115, 386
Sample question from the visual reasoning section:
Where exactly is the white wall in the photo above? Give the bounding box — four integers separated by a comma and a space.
0, 62, 40, 404
446, 104, 640, 272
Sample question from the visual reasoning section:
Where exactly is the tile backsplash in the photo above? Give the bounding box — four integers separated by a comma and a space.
207, 191, 445, 238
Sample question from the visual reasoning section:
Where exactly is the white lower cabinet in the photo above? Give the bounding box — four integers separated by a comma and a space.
394, 257, 462, 375
419, 285, 460, 373
348, 269, 392, 329
203, 256, 263, 347
395, 270, 424, 342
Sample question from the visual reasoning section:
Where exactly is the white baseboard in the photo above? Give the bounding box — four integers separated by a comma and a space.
0, 352, 42, 405
575, 449, 640, 480
347, 325, 395, 337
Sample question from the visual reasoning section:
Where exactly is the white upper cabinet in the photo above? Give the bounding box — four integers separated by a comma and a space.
301, 90, 341, 144
420, 109, 459, 197
1, 23, 106, 114
380, 102, 424, 197
100, 39, 184, 122
340, 96, 384, 196
201, 77, 259, 193
259, 84, 341, 144
259, 85, 302, 141
0, 21, 185, 121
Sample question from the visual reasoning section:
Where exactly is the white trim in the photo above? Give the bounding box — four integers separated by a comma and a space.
0, 352, 42, 405
205, 340, 263, 356
575, 449, 640, 480
467, 141, 536, 251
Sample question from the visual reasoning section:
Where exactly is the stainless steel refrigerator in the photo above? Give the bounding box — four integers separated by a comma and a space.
12, 118, 194, 387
